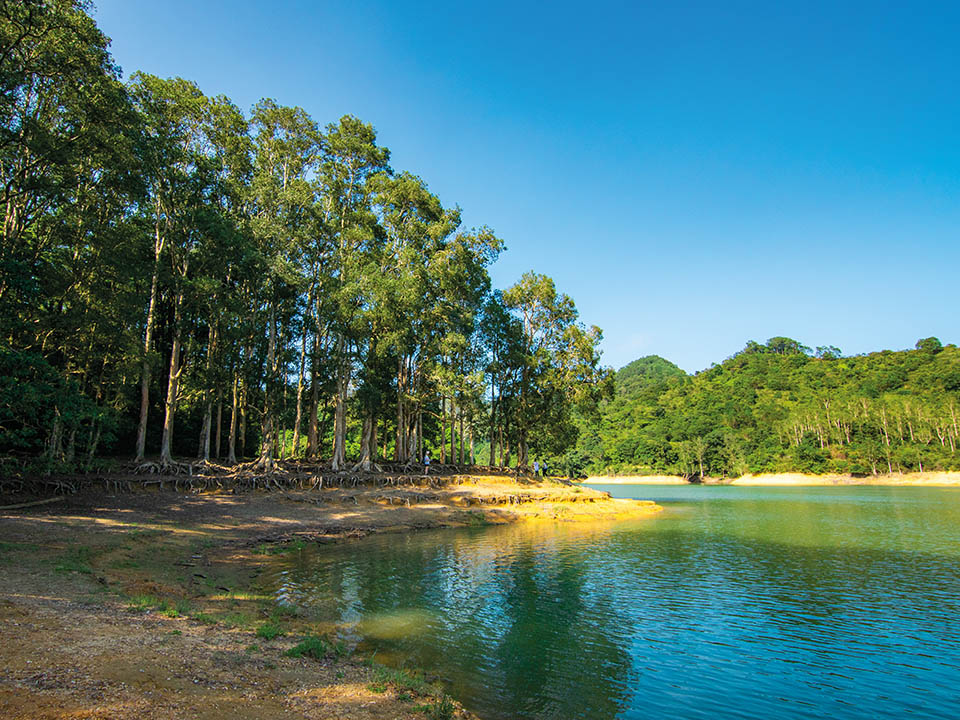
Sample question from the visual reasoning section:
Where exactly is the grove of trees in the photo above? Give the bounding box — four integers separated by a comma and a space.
0, 0, 609, 476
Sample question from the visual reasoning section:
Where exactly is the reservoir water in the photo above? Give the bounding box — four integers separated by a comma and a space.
265, 485, 960, 719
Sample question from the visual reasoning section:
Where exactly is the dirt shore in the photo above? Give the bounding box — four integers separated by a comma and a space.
0, 473, 660, 720
585, 471, 960, 486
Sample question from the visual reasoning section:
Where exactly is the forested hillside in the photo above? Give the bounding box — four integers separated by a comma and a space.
575, 337, 960, 478
0, 1, 609, 476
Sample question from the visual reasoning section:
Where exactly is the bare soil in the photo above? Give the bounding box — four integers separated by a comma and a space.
0, 472, 660, 719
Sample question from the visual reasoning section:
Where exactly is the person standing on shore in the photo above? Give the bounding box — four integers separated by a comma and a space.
533, 460, 539, 476
424, 452, 431, 475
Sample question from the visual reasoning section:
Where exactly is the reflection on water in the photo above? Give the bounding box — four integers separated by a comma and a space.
265, 486, 960, 719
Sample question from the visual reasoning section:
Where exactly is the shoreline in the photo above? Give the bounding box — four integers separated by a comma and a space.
585, 471, 960, 487
0, 473, 660, 720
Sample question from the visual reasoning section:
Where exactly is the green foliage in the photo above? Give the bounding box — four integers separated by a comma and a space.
0, 3, 590, 474
285, 635, 329, 659
55, 546, 95, 574
581, 339, 960, 477
255, 622, 284, 640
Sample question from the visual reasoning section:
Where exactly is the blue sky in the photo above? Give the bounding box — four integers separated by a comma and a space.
92, 0, 960, 372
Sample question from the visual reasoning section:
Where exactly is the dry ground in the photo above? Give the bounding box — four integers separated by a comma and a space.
0, 473, 660, 719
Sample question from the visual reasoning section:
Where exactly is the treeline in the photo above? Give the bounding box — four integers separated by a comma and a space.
574, 337, 960, 477
0, 1, 608, 475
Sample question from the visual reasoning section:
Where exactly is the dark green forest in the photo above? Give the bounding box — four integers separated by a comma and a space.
572, 337, 960, 478
0, 1, 608, 476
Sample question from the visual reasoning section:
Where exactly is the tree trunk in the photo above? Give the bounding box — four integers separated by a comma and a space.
159, 290, 185, 465
259, 309, 277, 471
353, 412, 379, 471
228, 369, 238, 464
135, 213, 164, 462
215, 398, 222, 459
307, 351, 319, 458
331, 342, 349, 470
199, 402, 212, 461
440, 396, 447, 464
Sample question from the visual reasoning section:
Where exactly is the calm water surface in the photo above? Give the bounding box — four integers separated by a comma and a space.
264, 486, 960, 719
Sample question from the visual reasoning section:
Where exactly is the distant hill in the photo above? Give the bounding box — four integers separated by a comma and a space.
572, 337, 960, 477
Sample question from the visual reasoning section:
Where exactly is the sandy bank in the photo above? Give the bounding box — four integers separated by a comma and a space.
585, 475, 688, 485
0, 473, 660, 720
585, 472, 960, 487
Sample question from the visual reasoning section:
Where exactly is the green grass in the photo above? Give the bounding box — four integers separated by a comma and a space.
284, 635, 328, 659
0, 541, 39, 552
415, 696, 456, 720
371, 663, 432, 696
190, 612, 218, 625
127, 594, 160, 612
244, 644, 260, 654
55, 546, 94, 574
269, 603, 298, 620
255, 622, 284, 640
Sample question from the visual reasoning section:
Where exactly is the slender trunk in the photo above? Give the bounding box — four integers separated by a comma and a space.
331, 340, 349, 470
307, 349, 319, 458
259, 309, 277, 471
159, 289, 185, 465
440, 396, 447, 464
489, 374, 497, 468
291, 328, 308, 458
200, 403, 211, 461
215, 398, 222, 460
395, 356, 405, 462
291, 286, 314, 459
135, 215, 164, 461
459, 406, 465, 465
228, 369, 238, 464
85, 422, 101, 470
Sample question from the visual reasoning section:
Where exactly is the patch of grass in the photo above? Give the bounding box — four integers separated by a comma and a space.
459, 510, 491, 527
335, 670, 344, 679
190, 611, 218, 625
284, 635, 328, 660
244, 644, 260, 654
371, 663, 432, 696
256, 622, 284, 640
55, 546, 94, 574
156, 599, 191, 618
169, 629, 182, 636
108, 557, 141, 570
0, 541, 39, 552
269, 603, 298, 620
398, 691, 413, 703
129, 528, 166, 539
220, 612, 252, 629
415, 696, 456, 720
127, 594, 160, 612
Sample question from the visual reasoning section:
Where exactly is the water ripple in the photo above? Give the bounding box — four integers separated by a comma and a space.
263, 486, 960, 720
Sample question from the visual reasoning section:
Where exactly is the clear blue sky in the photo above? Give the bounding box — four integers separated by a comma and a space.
92, 0, 960, 373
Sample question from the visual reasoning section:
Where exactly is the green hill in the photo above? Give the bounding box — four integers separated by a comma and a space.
575, 337, 960, 477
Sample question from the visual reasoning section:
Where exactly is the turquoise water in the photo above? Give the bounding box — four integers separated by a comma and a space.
265, 485, 960, 719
